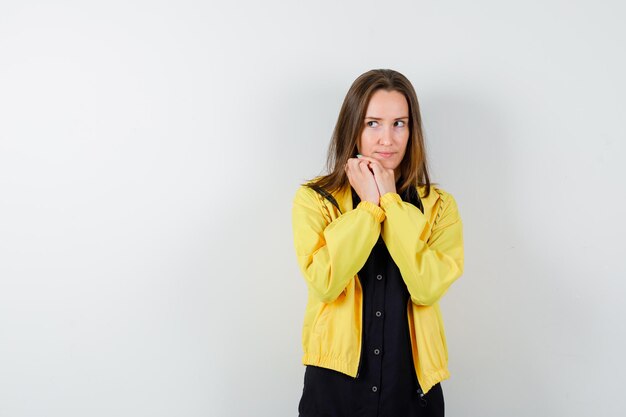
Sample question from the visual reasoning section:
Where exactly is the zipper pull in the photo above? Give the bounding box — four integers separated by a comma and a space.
416, 387, 427, 406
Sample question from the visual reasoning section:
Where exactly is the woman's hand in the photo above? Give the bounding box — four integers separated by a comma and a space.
344, 156, 381, 205
355, 155, 397, 197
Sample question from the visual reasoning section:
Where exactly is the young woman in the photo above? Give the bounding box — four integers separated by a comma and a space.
291, 69, 464, 417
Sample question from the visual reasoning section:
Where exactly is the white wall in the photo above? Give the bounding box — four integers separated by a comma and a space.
1, 1, 624, 416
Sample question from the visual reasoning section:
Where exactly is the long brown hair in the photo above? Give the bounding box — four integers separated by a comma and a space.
302, 69, 434, 198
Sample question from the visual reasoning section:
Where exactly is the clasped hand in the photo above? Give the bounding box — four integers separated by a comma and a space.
344, 155, 396, 206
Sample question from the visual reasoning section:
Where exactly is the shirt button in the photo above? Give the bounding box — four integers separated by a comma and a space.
372, 386, 378, 392
376, 274, 383, 280
375, 310, 382, 317
374, 348, 380, 355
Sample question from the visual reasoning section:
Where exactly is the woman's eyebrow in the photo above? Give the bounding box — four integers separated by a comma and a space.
364, 116, 409, 120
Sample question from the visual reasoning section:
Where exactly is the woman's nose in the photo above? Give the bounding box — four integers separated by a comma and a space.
379, 126, 393, 144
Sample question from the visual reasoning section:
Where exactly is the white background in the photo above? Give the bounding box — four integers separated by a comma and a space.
1, 1, 625, 416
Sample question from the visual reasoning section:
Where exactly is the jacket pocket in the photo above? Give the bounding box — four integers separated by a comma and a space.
410, 303, 448, 371
311, 303, 331, 335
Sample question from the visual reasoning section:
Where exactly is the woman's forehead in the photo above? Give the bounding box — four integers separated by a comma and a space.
365, 90, 408, 118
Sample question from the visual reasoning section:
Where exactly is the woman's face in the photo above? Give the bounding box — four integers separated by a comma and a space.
357, 89, 410, 180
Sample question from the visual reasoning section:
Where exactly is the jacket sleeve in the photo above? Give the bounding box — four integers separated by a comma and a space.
291, 185, 386, 303
380, 189, 464, 306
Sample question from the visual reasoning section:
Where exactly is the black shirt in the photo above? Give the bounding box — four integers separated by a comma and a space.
298, 186, 444, 417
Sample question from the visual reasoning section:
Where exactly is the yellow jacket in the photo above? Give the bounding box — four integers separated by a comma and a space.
291, 177, 464, 394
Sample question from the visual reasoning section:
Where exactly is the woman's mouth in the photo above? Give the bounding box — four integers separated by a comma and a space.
377, 152, 395, 158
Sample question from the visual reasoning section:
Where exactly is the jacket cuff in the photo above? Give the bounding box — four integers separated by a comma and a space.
356, 200, 386, 223
379, 192, 403, 210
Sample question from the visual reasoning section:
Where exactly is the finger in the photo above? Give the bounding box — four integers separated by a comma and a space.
369, 161, 382, 173
346, 158, 361, 175
348, 158, 363, 175
344, 161, 354, 175
356, 155, 376, 164
361, 159, 382, 174
357, 155, 379, 162
371, 160, 390, 175
358, 160, 374, 176
345, 164, 352, 181
347, 158, 359, 170
359, 156, 383, 169
367, 159, 383, 170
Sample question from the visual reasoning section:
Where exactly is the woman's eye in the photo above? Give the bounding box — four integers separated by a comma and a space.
366, 121, 378, 127
395, 120, 406, 127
